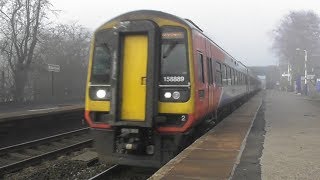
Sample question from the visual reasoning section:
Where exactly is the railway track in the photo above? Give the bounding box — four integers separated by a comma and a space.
88, 164, 157, 180
89, 164, 124, 180
0, 127, 92, 176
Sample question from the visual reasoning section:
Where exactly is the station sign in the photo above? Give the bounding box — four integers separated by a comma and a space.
281, 73, 290, 77
48, 64, 60, 72
301, 75, 315, 80
307, 75, 315, 80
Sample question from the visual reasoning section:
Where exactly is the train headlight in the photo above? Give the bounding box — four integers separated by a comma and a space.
96, 89, 107, 99
172, 91, 180, 99
164, 92, 172, 98
159, 88, 190, 102
89, 85, 110, 100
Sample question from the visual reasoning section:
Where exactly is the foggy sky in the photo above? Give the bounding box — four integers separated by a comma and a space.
50, 0, 320, 66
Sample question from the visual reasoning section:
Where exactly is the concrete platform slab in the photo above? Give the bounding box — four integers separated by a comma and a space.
166, 160, 234, 179
0, 104, 83, 123
261, 90, 320, 179
150, 93, 262, 180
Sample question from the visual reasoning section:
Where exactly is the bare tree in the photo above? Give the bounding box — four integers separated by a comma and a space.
271, 10, 320, 79
31, 23, 91, 103
0, 0, 52, 102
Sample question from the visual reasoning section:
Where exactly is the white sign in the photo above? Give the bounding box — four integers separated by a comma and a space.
301, 75, 315, 80
282, 73, 290, 77
48, 64, 60, 72
307, 74, 315, 80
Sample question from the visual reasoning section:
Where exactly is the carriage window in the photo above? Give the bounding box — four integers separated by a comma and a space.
229, 67, 232, 85
222, 64, 227, 85
215, 62, 222, 85
91, 45, 111, 83
232, 69, 235, 85
227, 66, 231, 86
235, 71, 238, 85
243, 74, 245, 84
211, 58, 215, 84
230, 68, 234, 85
197, 53, 204, 83
235, 70, 237, 84
207, 57, 213, 84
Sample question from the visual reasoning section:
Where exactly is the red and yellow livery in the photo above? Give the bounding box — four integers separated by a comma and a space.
85, 10, 260, 167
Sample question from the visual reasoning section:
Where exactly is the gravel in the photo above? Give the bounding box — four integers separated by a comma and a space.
4, 149, 111, 180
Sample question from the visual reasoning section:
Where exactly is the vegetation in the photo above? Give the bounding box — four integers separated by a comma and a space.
0, 0, 90, 103
271, 10, 320, 87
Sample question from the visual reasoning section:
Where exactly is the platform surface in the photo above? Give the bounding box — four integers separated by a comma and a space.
261, 90, 320, 179
150, 93, 262, 180
0, 104, 83, 122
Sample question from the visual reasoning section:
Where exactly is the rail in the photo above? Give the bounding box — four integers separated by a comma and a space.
0, 128, 92, 176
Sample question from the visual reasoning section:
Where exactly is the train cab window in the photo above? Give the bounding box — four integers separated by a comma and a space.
161, 27, 189, 85
207, 57, 213, 84
197, 53, 205, 83
215, 62, 222, 85
91, 44, 112, 84
222, 64, 227, 85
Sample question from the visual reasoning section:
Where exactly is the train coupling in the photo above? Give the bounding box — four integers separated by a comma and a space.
115, 127, 155, 155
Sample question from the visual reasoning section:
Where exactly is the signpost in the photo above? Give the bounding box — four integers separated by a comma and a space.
47, 64, 60, 97
48, 64, 60, 72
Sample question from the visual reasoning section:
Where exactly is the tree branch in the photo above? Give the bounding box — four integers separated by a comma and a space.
26, 0, 41, 66
10, 0, 23, 62
22, 0, 31, 60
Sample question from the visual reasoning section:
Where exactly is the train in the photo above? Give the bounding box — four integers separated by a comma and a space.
84, 10, 261, 167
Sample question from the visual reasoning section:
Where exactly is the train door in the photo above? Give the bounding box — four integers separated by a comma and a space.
95, 20, 160, 128
121, 35, 148, 121
194, 35, 208, 118
205, 41, 214, 113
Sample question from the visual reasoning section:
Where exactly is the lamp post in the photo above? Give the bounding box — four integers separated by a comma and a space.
296, 48, 308, 95
288, 63, 292, 89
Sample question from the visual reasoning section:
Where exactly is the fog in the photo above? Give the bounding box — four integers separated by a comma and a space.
1, 1, 320, 179
50, 0, 320, 66
1, 0, 320, 106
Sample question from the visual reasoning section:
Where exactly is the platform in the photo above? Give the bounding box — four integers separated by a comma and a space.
0, 104, 83, 123
260, 90, 320, 179
150, 93, 262, 180
0, 103, 85, 148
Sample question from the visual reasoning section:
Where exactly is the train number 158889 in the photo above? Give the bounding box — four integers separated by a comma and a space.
163, 76, 185, 82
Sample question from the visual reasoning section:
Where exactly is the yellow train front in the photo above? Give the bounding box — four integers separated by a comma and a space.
85, 10, 260, 167
85, 10, 196, 167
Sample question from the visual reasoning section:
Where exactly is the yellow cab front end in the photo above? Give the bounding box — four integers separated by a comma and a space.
84, 11, 195, 167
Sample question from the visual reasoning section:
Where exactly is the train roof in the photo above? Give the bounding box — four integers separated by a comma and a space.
99, 10, 256, 77
98, 10, 198, 31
